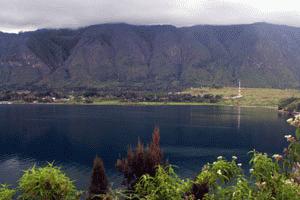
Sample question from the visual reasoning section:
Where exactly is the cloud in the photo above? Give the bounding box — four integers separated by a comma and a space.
0, 0, 299, 33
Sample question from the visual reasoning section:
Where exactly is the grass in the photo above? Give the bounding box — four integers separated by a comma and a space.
183, 87, 300, 107
84, 100, 214, 106
87, 87, 300, 108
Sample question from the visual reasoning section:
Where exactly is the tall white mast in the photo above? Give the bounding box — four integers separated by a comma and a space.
238, 80, 241, 97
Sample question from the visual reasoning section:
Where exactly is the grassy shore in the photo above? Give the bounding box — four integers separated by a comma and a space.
182, 87, 300, 107
55, 99, 216, 106
89, 87, 300, 108
5, 87, 300, 108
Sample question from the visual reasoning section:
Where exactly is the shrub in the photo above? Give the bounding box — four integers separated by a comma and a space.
0, 184, 15, 200
18, 163, 80, 200
193, 156, 242, 199
249, 151, 280, 183
134, 165, 191, 200
116, 127, 164, 188
278, 97, 298, 110
278, 97, 300, 112
200, 115, 300, 200
202, 177, 256, 200
248, 153, 300, 200
87, 156, 109, 200
286, 101, 300, 113
201, 153, 300, 200
188, 181, 209, 200
284, 115, 300, 172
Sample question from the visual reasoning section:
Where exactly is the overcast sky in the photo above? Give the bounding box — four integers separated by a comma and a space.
0, 0, 299, 33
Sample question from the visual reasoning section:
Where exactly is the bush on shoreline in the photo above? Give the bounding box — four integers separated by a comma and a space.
279, 97, 300, 113
1, 116, 300, 200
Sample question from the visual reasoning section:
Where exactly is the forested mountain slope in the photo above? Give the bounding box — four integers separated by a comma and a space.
0, 22, 300, 91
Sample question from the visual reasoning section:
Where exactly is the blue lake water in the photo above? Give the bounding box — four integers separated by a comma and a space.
0, 105, 293, 189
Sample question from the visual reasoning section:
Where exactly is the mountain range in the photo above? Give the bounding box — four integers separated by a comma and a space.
0, 22, 300, 91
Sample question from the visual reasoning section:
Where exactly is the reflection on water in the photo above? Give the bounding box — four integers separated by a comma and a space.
237, 106, 241, 129
0, 105, 292, 189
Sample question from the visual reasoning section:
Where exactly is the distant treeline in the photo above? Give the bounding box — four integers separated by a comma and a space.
0, 89, 223, 104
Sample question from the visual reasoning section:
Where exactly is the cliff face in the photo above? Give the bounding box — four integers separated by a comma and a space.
1, 22, 300, 90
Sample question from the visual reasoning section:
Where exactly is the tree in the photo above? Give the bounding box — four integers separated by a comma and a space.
88, 156, 109, 200
116, 127, 164, 188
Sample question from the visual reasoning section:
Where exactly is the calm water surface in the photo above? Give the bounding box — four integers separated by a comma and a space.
0, 105, 293, 189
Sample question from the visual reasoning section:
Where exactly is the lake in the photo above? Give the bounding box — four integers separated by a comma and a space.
0, 105, 293, 189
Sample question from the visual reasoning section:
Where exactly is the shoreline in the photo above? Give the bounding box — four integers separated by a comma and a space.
1, 87, 298, 110
0, 101, 278, 109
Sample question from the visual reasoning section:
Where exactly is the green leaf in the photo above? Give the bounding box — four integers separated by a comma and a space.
296, 128, 300, 140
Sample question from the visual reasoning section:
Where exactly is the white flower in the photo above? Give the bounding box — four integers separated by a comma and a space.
284, 135, 296, 142
284, 179, 293, 185
217, 156, 223, 160
256, 181, 266, 188
284, 135, 292, 139
238, 163, 242, 167
232, 156, 238, 160
249, 168, 254, 173
272, 154, 283, 161
217, 169, 222, 175
287, 115, 300, 128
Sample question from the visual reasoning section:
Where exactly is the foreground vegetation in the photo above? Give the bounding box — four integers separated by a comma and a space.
1, 116, 300, 199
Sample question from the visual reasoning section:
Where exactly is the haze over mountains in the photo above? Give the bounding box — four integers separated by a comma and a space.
0, 22, 300, 91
